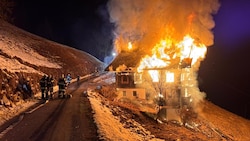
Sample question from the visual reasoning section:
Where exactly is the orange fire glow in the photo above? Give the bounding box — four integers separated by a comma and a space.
137, 34, 207, 82
177, 35, 207, 65
128, 42, 133, 50
166, 71, 175, 83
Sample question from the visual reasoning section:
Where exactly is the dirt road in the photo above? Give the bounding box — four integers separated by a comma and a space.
0, 79, 99, 141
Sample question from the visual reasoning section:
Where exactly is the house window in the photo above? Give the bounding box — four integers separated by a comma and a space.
121, 75, 129, 84
166, 71, 174, 82
149, 70, 159, 82
123, 91, 126, 96
133, 91, 137, 97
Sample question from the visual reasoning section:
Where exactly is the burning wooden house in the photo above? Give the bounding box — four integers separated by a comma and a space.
107, 52, 147, 100
106, 35, 207, 123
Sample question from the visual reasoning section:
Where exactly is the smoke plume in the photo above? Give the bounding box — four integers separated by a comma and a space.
107, 0, 220, 53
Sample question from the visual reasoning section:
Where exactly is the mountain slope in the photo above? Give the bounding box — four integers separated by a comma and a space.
0, 20, 250, 141
0, 19, 103, 106
87, 77, 250, 141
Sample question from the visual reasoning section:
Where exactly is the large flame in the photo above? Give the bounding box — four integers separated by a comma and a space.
128, 42, 133, 50
177, 35, 207, 65
137, 34, 207, 81
108, 0, 220, 54
107, 0, 220, 112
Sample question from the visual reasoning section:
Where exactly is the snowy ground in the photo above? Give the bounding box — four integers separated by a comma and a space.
88, 73, 164, 141
86, 72, 250, 141
0, 73, 162, 141
88, 90, 163, 141
1, 72, 250, 141
0, 99, 38, 126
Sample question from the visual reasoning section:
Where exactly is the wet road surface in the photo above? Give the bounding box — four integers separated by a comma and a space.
0, 77, 100, 141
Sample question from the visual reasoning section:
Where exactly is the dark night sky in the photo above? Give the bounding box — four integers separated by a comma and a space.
12, 0, 114, 62
11, 0, 250, 119
199, 0, 250, 119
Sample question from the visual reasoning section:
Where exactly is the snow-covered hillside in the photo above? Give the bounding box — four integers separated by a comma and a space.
0, 19, 103, 111
0, 19, 250, 141
75, 72, 250, 140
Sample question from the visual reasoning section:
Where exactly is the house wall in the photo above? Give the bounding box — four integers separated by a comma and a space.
116, 72, 135, 88
116, 88, 146, 100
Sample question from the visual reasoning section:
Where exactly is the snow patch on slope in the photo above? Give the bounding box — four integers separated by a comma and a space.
0, 56, 42, 74
88, 90, 163, 141
0, 41, 61, 70
89, 72, 164, 140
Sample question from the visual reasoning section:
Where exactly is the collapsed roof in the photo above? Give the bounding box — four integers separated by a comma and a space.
105, 51, 185, 71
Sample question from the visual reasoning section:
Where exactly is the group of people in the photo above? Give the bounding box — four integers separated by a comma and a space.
39, 73, 72, 100
57, 74, 71, 98
39, 75, 55, 100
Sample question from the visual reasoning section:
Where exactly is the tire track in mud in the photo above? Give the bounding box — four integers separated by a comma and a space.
29, 99, 67, 141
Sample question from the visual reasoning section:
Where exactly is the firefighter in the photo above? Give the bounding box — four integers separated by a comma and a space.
66, 73, 72, 86
47, 75, 54, 99
77, 75, 80, 86
40, 75, 48, 100
57, 74, 67, 98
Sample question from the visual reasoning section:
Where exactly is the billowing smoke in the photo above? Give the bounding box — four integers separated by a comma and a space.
107, 0, 221, 116
107, 0, 220, 53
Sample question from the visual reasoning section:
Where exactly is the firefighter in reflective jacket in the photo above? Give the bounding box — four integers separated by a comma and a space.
40, 75, 48, 100
47, 75, 54, 99
57, 74, 67, 98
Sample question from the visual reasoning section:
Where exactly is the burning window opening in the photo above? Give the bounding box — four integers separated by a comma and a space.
166, 71, 174, 83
